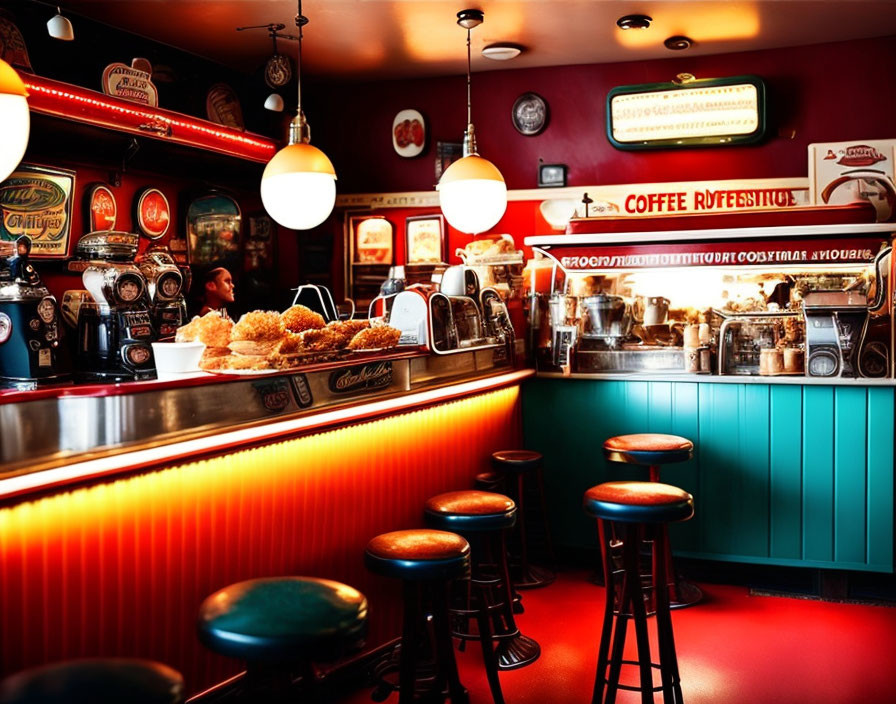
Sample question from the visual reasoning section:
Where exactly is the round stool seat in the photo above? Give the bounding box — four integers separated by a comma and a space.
197, 576, 367, 663
491, 449, 542, 473
0, 658, 184, 704
365, 529, 471, 581
603, 433, 693, 466
424, 490, 516, 531
474, 470, 505, 487
583, 481, 694, 524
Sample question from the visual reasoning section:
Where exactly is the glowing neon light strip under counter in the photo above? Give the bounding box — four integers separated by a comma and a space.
0, 370, 533, 500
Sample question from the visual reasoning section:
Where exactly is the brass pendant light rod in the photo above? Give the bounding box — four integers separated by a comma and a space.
290, 0, 311, 145
456, 9, 483, 157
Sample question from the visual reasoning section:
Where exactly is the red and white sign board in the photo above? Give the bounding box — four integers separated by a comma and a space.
567, 178, 809, 219
102, 62, 158, 107
536, 236, 886, 273
809, 139, 896, 206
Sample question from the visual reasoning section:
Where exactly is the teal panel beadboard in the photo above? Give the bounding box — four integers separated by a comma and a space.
521, 378, 894, 572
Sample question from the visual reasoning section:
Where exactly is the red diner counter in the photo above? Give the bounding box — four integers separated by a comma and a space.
0, 348, 530, 697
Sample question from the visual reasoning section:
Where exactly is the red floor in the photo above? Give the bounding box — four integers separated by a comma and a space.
339, 568, 896, 704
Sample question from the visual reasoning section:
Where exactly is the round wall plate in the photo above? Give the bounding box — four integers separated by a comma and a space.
512, 92, 548, 136
392, 109, 426, 158
136, 188, 171, 240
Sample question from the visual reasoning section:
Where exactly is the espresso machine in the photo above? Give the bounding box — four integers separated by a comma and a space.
0, 236, 69, 389
802, 290, 868, 378
75, 231, 155, 381
137, 246, 187, 340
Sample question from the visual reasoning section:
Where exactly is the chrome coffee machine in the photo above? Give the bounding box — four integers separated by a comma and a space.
802, 290, 868, 378
0, 236, 69, 388
137, 246, 186, 340
76, 231, 155, 381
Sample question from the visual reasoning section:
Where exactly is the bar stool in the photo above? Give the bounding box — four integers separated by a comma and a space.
603, 433, 702, 607
584, 481, 694, 704
485, 450, 556, 589
197, 576, 368, 702
0, 658, 184, 704
365, 528, 488, 704
424, 490, 540, 672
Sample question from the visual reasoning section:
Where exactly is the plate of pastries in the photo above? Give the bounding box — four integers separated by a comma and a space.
175, 305, 402, 373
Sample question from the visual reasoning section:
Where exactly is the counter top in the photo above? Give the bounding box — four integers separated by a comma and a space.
536, 370, 894, 386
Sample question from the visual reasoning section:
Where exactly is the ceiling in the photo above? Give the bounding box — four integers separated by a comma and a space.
59, 1, 896, 80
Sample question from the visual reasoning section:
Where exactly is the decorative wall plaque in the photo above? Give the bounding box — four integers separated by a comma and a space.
0, 12, 31, 70
101, 61, 159, 106
392, 109, 426, 158
512, 92, 548, 136
206, 83, 245, 130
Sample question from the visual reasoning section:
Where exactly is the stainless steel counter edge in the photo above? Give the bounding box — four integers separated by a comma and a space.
536, 371, 895, 386
0, 350, 526, 496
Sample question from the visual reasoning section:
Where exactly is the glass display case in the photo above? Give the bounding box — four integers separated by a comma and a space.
526, 220, 894, 379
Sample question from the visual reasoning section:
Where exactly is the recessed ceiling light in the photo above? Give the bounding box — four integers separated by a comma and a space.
664, 35, 693, 50
616, 14, 652, 30
482, 43, 522, 61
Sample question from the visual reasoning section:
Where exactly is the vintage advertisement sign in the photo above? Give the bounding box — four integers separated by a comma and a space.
101, 62, 159, 106
537, 236, 886, 273
328, 361, 393, 394
0, 164, 76, 258
135, 187, 171, 239
87, 184, 117, 231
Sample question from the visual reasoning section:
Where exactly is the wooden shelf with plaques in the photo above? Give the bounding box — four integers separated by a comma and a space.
20, 71, 279, 163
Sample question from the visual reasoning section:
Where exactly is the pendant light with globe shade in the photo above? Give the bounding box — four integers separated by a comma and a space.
260, 0, 336, 231
437, 9, 507, 235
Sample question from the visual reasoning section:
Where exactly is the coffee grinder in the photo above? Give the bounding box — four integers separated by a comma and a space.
0, 236, 69, 389
137, 246, 187, 339
75, 231, 155, 381
802, 290, 868, 378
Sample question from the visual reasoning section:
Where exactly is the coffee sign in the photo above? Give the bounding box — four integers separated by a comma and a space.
102, 62, 158, 106
0, 164, 75, 258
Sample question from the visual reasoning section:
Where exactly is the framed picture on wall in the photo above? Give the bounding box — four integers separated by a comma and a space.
405, 214, 445, 264
350, 215, 394, 265
0, 163, 76, 258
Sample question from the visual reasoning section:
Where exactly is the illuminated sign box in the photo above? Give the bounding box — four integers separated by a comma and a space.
607, 75, 767, 150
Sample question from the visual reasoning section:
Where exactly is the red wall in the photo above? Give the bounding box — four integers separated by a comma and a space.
313, 36, 896, 194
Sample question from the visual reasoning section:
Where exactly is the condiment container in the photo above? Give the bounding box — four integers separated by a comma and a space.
784, 347, 804, 374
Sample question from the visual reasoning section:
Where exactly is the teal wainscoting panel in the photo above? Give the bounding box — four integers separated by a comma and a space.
522, 378, 894, 572
866, 387, 894, 571
768, 385, 803, 560
802, 386, 835, 563
833, 387, 868, 565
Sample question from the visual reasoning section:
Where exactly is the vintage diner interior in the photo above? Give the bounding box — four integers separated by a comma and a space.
1, 1, 896, 703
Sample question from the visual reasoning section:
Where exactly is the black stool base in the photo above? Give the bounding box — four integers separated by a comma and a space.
495, 634, 541, 670
511, 562, 556, 589
670, 580, 703, 609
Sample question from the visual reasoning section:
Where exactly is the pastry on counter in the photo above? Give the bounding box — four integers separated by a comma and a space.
281, 304, 326, 333
348, 325, 401, 350
229, 310, 286, 356
326, 319, 370, 347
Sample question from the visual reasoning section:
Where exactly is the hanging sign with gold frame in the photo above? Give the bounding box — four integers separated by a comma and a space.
606, 75, 766, 150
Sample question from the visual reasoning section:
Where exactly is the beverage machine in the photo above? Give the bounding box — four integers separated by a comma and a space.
75, 231, 156, 381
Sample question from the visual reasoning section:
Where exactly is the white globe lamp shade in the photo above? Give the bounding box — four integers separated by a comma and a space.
0, 59, 29, 183
261, 142, 337, 230
438, 154, 507, 234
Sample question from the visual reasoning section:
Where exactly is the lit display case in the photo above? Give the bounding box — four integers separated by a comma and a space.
526, 212, 895, 381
